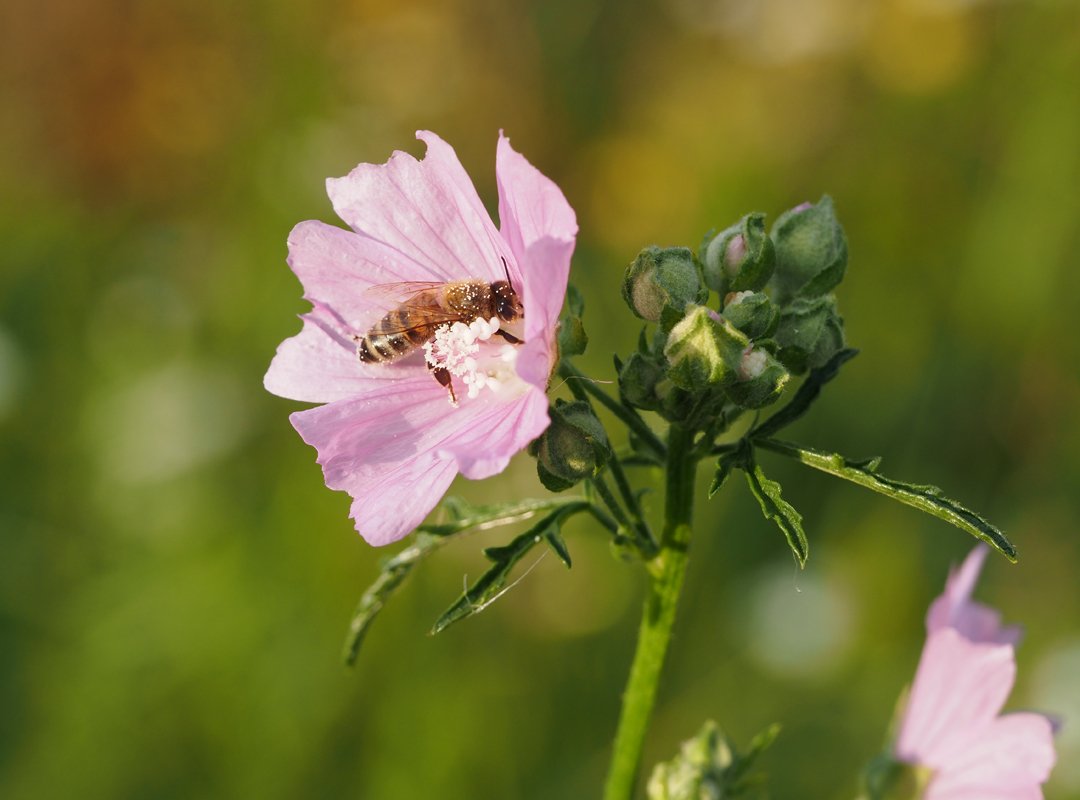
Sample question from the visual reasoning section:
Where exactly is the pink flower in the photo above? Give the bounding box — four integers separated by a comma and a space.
264, 131, 577, 545
895, 545, 1056, 799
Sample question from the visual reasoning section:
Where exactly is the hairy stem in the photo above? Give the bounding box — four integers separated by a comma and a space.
603, 424, 697, 800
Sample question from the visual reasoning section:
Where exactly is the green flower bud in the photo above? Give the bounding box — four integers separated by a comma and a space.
618, 351, 665, 411
773, 295, 846, 375
769, 195, 848, 304
700, 212, 775, 295
663, 305, 749, 392
622, 246, 705, 323
531, 400, 609, 492
725, 345, 790, 409
721, 290, 779, 339
646, 721, 733, 800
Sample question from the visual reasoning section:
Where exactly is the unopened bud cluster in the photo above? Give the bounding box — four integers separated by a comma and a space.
618, 197, 848, 423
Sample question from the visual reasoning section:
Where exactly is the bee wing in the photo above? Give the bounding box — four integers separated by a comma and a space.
362, 281, 446, 307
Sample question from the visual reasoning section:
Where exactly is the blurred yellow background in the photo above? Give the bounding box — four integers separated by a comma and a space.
2, 0, 1078, 797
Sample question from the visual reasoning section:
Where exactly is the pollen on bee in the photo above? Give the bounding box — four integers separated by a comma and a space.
424, 317, 520, 404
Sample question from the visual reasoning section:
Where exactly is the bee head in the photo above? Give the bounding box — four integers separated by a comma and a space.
492, 280, 523, 322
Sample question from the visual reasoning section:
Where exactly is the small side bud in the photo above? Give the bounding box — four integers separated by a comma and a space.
726, 346, 790, 409
769, 195, 847, 304
622, 246, 705, 323
721, 291, 779, 339
618, 352, 665, 411
663, 305, 749, 392
774, 295, 846, 375
700, 212, 775, 295
531, 400, 609, 492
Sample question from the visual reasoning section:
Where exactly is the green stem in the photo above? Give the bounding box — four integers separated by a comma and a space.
557, 361, 667, 460
603, 424, 697, 800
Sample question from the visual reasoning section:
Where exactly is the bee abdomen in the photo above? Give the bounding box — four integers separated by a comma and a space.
357, 310, 433, 363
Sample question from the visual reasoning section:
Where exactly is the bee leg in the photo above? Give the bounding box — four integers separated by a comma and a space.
429, 364, 458, 405
495, 330, 522, 344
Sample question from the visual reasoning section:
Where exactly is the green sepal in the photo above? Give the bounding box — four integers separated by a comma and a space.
725, 348, 790, 410
743, 458, 809, 566
752, 348, 858, 439
558, 284, 588, 357
700, 212, 776, 296
431, 505, 582, 634
774, 295, 846, 375
755, 438, 1017, 561
532, 400, 610, 490
769, 195, 848, 304
618, 351, 665, 411
664, 305, 749, 392
721, 291, 779, 339
622, 245, 706, 323
566, 283, 585, 317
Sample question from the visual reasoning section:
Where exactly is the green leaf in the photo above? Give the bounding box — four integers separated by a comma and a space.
743, 459, 809, 566
431, 505, 583, 634
342, 532, 445, 666
751, 347, 858, 439
708, 441, 749, 498
342, 496, 585, 665
544, 528, 573, 568
418, 496, 581, 536
755, 438, 1017, 561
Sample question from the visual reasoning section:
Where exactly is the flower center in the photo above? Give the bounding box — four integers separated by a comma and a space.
424, 317, 520, 403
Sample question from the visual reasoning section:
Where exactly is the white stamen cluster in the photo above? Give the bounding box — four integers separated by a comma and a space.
424, 317, 519, 403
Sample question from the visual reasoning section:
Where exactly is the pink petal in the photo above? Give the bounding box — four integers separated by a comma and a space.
928, 712, 1056, 796
496, 133, 578, 341
290, 377, 461, 545
896, 629, 1017, 765
442, 388, 551, 480
927, 545, 1023, 646
326, 131, 513, 286
265, 298, 426, 403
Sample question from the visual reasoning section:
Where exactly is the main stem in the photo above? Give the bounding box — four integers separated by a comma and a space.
603, 424, 697, 800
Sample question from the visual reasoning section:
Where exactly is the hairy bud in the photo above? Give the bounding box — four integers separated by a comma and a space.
622, 246, 705, 324
663, 306, 749, 392
774, 295, 846, 374
769, 196, 848, 304
701, 212, 775, 296
721, 291, 779, 340
531, 400, 609, 491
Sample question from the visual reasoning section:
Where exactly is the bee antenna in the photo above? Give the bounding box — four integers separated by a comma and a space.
501, 256, 513, 289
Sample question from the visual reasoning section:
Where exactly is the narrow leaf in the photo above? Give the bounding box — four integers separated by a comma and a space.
419, 496, 582, 536
342, 532, 445, 666
743, 461, 809, 566
756, 438, 1017, 561
343, 496, 585, 665
432, 506, 584, 634
752, 348, 858, 439
544, 529, 573, 568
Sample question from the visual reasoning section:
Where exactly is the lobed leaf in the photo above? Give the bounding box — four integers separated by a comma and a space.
755, 438, 1017, 561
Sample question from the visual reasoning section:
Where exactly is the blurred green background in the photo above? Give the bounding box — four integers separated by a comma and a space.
2, 0, 1079, 797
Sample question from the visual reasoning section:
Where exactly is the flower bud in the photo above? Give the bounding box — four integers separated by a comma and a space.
769, 195, 847, 304
663, 305, 749, 392
773, 295, 846, 375
618, 351, 664, 411
531, 400, 609, 491
700, 212, 775, 295
622, 246, 705, 324
721, 291, 779, 340
725, 345, 789, 409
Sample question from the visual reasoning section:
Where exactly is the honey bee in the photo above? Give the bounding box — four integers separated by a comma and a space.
354, 258, 524, 403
